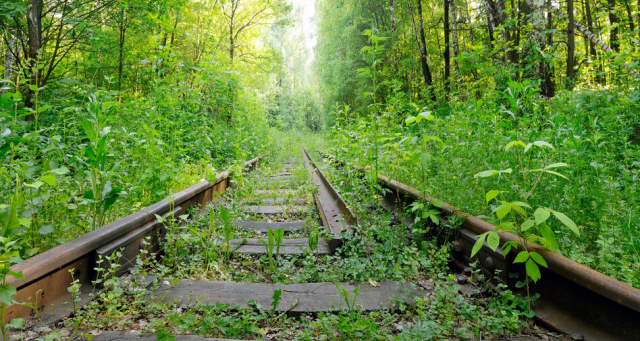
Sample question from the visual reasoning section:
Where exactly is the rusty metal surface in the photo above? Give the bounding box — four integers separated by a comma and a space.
302, 148, 355, 235
4, 156, 261, 325
323, 152, 640, 341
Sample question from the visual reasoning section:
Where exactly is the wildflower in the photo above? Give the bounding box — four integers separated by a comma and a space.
453, 176, 457, 179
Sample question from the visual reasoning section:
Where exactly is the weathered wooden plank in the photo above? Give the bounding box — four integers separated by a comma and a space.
229, 238, 330, 255
254, 189, 299, 196
247, 197, 305, 206
86, 331, 249, 341
156, 280, 420, 313
233, 221, 304, 233
240, 205, 306, 215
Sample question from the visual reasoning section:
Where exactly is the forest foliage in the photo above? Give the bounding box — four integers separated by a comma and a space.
0, 0, 639, 292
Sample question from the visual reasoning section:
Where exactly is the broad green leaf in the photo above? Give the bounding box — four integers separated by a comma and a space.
51, 166, 70, 175
494, 204, 511, 220
220, 205, 230, 223
534, 208, 550, 225
551, 210, 579, 236
485, 190, 501, 204
511, 201, 531, 209
487, 232, 500, 251
405, 116, 417, 124
539, 223, 558, 251
38, 225, 54, 235
24, 180, 44, 189
529, 252, 548, 268
18, 217, 31, 228
526, 259, 542, 282
470, 233, 487, 258
418, 111, 434, 121
505, 140, 526, 150
5, 318, 24, 329
514, 251, 529, 263
496, 222, 514, 232
521, 219, 535, 231
39, 174, 57, 186
533, 141, 555, 150
0, 283, 16, 305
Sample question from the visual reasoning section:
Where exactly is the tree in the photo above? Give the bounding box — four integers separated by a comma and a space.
408, 0, 436, 102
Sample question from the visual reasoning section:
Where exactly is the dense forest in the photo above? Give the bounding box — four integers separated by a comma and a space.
0, 0, 639, 338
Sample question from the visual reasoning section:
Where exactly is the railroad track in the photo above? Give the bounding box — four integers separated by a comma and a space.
320, 151, 640, 341
5, 148, 614, 340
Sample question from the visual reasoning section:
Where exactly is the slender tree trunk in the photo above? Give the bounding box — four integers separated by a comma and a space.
390, 0, 399, 74
544, 0, 555, 96
25, 0, 42, 119
118, 8, 127, 91
451, 0, 462, 81
567, 0, 576, 88
2, 30, 16, 95
444, 0, 451, 96
486, 0, 496, 47
409, 0, 437, 101
608, 0, 620, 52
585, 0, 601, 82
170, 9, 180, 46
623, 0, 635, 31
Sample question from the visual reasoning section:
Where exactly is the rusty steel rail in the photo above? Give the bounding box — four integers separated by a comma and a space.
5, 156, 262, 326
302, 148, 355, 249
321, 152, 640, 341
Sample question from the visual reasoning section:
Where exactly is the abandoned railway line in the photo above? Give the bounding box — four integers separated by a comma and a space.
3, 149, 639, 341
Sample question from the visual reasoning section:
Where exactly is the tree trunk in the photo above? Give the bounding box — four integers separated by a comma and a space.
409, 0, 437, 102
444, 0, 451, 96
118, 8, 127, 91
567, 0, 576, 88
544, 0, 555, 97
607, 0, 620, 52
2, 30, 16, 95
390, 0, 399, 74
25, 0, 42, 119
451, 0, 462, 81
623, 0, 635, 31
170, 9, 180, 46
585, 0, 601, 82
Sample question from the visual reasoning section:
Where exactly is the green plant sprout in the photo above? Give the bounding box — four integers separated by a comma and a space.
259, 227, 285, 273
471, 140, 580, 308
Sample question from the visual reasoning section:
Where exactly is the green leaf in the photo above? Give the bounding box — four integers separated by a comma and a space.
18, 217, 31, 228
485, 190, 501, 204
220, 205, 230, 224
470, 234, 487, 258
6, 318, 24, 329
39, 174, 57, 186
551, 210, 579, 236
533, 141, 555, 150
0, 283, 16, 305
514, 251, 529, 263
543, 169, 568, 180
405, 116, 417, 124
50, 166, 70, 175
418, 111, 434, 121
521, 219, 535, 231
504, 140, 526, 150
38, 225, 54, 235
539, 223, 558, 251
475, 169, 497, 178
544, 162, 568, 169
37, 105, 52, 113
494, 204, 511, 220
511, 201, 531, 209
529, 252, 548, 268
525, 259, 542, 282
24, 180, 44, 189
534, 208, 550, 225
487, 232, 500, 251
496, 222, 514, 232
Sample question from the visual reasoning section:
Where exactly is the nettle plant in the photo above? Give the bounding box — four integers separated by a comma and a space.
471, 140, 580, 306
